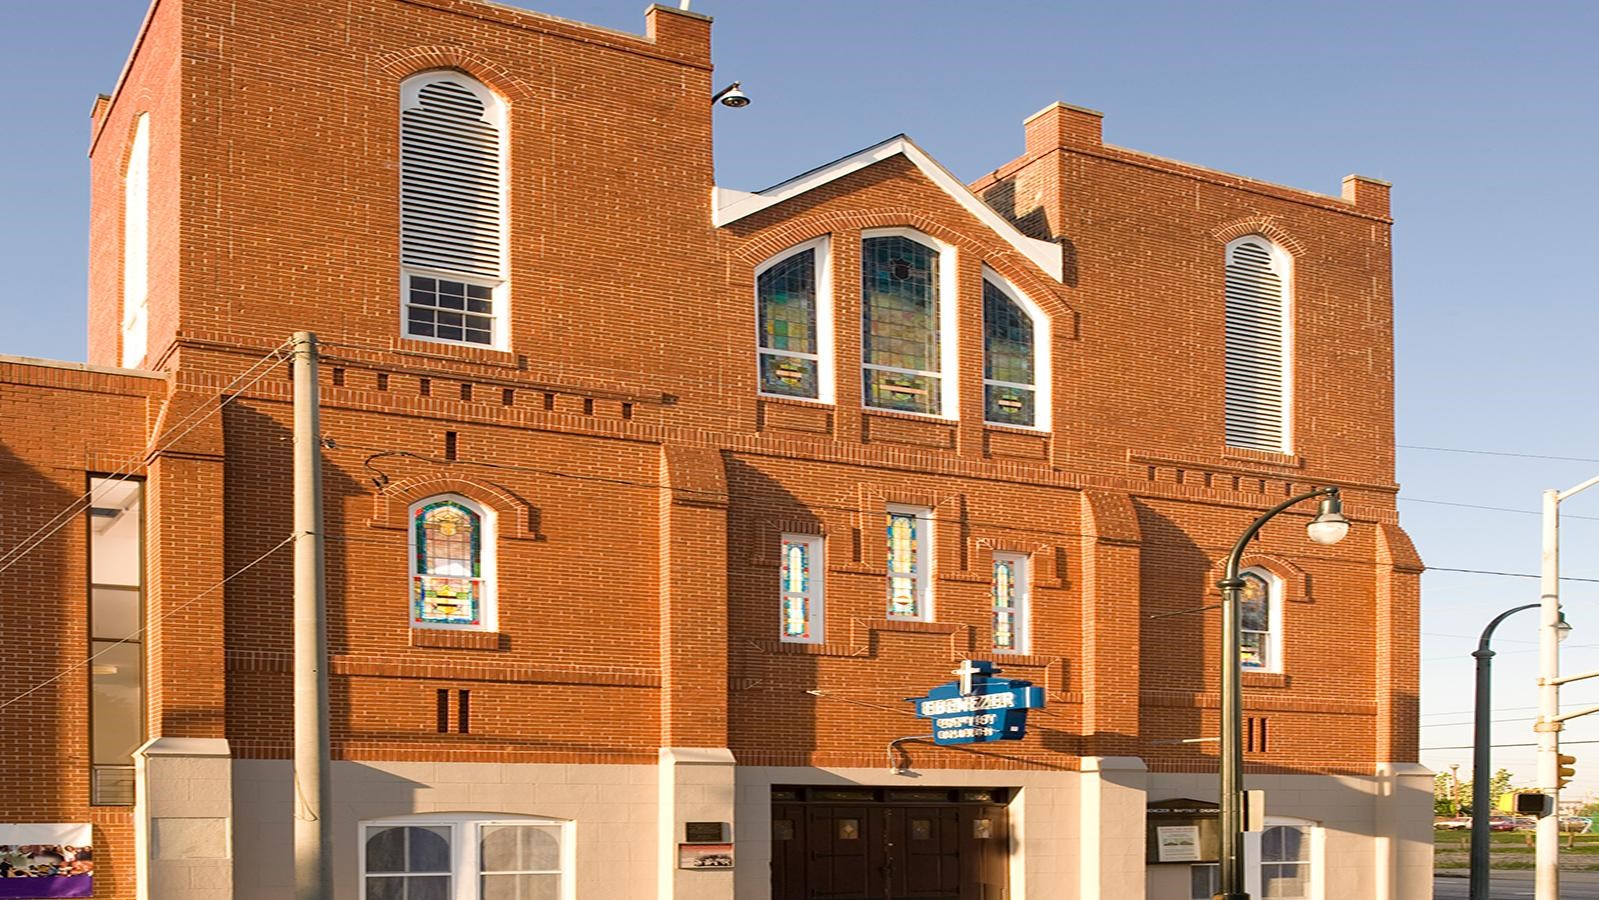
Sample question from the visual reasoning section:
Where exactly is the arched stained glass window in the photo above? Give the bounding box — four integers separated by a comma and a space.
862, 234, 943, 415
758, 246, 821, 399
411, 497, 489, 628
983, 279, 1036, 427
1238, 569, 1280, 671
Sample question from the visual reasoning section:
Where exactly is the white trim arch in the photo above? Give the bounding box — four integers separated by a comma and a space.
860, 226, 959, 419
981, 266, 1051, 431
754, 236, 834, 403
1224, 235, 1294, 453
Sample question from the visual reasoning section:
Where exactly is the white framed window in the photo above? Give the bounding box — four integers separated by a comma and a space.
400, 72, 509, 349
408, 494, 497, 631
121, 113, 150, 369
885, 504, 932, 621
991, 552, 1029, 653
756, 237, 834, 402
861, 228, 958, 418
981, 269, 1050, 430
1224, 236, 1293, 452
1188, 819, 1321, 900
779, 534, 824, 643
1239, 567, 1283, 673
361, 813, 573, 900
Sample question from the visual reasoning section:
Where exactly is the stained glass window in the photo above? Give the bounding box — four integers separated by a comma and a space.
863, 235, 942, 415
886, 506, 930, 620
983, 279, 1037, 427
780, 535, 823, 642
758, 248, 821, 399
1239, 570, 1274, 670
412, 498, 487, 629
992, 553, 1029, 653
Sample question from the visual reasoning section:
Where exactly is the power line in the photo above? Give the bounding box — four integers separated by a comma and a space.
1400, 497, 1599, 522
1428, 566, 1599, 584
0, 531, 298, 712
1399, 444, 1599, 465
1421, 716, 1537, 729
1424, 739, 1599, 751
0, 342, 291, 578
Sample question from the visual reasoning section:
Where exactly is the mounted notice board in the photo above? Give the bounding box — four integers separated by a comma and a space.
1145, 798, 1221, 864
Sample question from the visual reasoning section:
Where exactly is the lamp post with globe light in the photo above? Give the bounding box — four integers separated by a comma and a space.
1215, 486, 1350, 900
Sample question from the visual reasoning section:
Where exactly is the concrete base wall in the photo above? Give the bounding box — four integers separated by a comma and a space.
230, 759, 657, 899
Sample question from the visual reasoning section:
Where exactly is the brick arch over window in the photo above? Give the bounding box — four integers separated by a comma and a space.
376, 47, 537, 103
1206, 553, 1312, 604
1210, 216, 1307, 258
369, 475, 537, 539
734, 209, 1074, 322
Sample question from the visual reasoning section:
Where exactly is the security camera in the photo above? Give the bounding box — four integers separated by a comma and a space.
712, 82, 750, 108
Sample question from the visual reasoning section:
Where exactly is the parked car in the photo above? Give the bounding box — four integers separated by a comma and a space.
1488, 816, 1517, 832
1561, 816, 1592, 833
1435, 817, 1473, 830
1510, 816, 1539, 831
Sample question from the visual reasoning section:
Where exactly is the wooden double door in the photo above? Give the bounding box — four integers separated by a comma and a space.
771, 802, 1009, 900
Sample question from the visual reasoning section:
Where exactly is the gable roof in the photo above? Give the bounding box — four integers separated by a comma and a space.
713, 135, 1064, 282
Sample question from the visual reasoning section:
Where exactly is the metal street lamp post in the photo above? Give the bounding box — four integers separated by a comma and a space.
1215, 486, 1350, 900
1472, 604, 1539, 900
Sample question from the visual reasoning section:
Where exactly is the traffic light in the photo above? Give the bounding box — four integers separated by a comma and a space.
1559, 754, 1577, 789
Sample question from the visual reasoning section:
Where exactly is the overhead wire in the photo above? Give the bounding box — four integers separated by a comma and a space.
0, 340, 292, 578
0, 531, 298, 712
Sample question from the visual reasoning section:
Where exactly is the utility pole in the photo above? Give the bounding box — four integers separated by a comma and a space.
293, 332, 331, 899
1535, 475, 1599, 900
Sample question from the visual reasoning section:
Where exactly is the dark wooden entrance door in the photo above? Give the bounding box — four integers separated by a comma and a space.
771, 802, 1009, 900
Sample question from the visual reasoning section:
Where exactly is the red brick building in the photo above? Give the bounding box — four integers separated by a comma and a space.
0, 1, 1428, 898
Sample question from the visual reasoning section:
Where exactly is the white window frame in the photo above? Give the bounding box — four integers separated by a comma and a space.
359, 813, 575, 900
981, 267, 1051, 431
121, 113, 150, 369
399, 71, 511, 351
408, 493, 498, 632
778, 533, 825, 644
1239, 567, 1284, 674
1224, 235, 1294, 453
885, 504, 933, 622
755, 236, 835, 403
991, 551, 1030, 654
861, 227, 959, 419
1188, 818, 1321, 900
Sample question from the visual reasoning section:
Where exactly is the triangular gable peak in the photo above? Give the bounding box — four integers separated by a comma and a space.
714, 135, 1065, 283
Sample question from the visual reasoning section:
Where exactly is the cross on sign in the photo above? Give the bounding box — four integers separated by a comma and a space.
952, 660, 983, 696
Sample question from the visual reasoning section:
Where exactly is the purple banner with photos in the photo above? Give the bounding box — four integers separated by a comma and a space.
0, 823, 93, 898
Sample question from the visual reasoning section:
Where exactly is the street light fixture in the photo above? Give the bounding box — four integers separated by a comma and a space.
1215, 485, 1348, 900
1471, 603, 1539, 900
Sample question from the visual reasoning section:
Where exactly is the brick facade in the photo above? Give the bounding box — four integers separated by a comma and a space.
1, 1, 1424, 897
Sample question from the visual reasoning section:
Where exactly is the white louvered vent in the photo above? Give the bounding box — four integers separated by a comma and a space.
401, 79, 504, 279
1224, 239, 1289, 452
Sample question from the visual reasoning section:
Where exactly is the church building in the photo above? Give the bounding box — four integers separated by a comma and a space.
0, 1, 1430, 898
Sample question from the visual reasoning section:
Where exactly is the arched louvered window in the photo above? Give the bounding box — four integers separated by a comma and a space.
1224, 237, 1292, 452
756, 237, 832, 401
982, 272, 1049, 429
401, 73, 507, 348
861, 229, 956, 417
121, 114, 150, 369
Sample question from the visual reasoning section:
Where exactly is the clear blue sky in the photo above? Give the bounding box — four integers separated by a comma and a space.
4, 0, 1598, 797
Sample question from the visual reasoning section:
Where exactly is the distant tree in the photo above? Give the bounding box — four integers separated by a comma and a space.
1490, 768, 1515, 809
1435, 772, 1458, 816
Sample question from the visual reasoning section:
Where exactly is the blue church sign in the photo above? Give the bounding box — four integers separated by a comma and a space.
910, 660, 1045, 745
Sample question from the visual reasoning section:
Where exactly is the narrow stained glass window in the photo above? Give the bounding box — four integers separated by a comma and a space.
886, 507, 930, 620
413, 499, 483, 628
1239, 570, 1272, 670
758, 248, 821, 399
992, 553, 1029, 653
863, 235, 942, 415
780, 535, 823, 642
983, 279, 1036, 427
